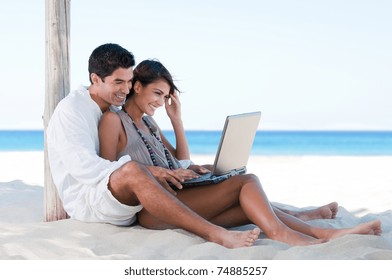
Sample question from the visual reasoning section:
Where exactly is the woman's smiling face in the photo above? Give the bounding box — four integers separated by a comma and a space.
134, 79, 171, 116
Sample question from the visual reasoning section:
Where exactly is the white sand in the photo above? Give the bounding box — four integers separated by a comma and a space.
1, 151, 392, 260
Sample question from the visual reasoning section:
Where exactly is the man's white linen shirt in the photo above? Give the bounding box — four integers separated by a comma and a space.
47, 85, 131, 221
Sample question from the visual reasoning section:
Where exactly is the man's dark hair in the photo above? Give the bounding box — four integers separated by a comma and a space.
88, 43, 135, 83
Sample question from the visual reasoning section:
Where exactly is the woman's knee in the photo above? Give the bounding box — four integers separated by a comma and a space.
221, 173, 261, 194
243, 173, 260, 183
235, 173, 261, 186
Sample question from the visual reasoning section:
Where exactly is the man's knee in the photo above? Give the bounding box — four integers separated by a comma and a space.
120, 161, 146, 175
111, 161, 148, 187
108, 161, 148, 205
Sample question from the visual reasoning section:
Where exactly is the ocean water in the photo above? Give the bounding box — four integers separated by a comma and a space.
1, 130, 392, 156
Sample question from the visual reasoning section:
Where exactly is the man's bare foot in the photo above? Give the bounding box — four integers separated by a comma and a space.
316, 219, 382, 240
212, 227, 261, 248
245, 227, 262, 246
290, 202, 339, 221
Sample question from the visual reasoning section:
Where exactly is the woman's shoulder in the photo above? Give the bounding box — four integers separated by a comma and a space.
100, 110, 122, 129
102, 110, 121, 121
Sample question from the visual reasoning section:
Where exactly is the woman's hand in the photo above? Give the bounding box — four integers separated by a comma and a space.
188, 164, 211, 174
165, 92, 182, 123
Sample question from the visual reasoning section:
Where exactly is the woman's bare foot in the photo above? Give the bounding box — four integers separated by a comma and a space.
289, 202, 339, 221
211, 227, 261, 248
316, 219, 382, 240
266, 226, 326, 246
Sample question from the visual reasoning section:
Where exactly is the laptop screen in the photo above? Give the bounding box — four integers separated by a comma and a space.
212, 112, 261, 175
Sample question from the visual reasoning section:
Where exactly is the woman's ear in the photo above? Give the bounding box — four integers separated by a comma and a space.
133, 81, 141, 93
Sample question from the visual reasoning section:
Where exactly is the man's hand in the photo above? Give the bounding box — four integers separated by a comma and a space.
173, 168, 201, 180
145, 166, 189, 195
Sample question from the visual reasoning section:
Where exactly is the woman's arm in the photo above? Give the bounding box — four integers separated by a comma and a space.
98, 111, 124, 161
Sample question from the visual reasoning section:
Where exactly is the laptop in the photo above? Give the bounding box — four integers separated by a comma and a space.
180, 111, 261, 187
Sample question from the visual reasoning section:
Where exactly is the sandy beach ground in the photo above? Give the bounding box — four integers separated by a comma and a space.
1, 151, 392, 262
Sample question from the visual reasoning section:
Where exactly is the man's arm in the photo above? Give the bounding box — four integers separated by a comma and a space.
48, 102, 130, 186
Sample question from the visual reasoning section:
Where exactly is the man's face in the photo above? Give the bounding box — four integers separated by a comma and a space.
97, 67, 133, 108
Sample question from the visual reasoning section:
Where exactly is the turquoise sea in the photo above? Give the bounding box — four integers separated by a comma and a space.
1, 130, 392, 156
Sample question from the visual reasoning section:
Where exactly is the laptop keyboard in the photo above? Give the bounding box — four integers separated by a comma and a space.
185, 172, 213, 183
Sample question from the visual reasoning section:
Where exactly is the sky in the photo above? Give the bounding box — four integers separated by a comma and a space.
0, 0, 391, 131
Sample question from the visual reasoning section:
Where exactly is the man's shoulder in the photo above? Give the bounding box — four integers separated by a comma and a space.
49, 86, 93, 125
55, 86, 90, 110
62, 85, 88, 102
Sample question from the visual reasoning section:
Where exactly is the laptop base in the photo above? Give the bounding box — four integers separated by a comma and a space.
180, 167, 247, 187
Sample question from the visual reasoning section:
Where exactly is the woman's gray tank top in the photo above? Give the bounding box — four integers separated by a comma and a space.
117, 110, 181, 169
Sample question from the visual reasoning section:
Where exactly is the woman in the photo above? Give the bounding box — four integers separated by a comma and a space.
99, 59, 381, 246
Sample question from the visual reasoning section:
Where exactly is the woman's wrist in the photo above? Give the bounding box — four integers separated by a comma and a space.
170, 118, 183, 128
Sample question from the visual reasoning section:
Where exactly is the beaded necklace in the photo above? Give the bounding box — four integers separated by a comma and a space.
122, 107, 175, 170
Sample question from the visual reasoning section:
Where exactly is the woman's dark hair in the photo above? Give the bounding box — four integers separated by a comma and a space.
88, 43, 135, 83
127, 59, 179, 100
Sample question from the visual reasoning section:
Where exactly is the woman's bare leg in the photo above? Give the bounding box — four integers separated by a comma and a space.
206, 202, 339, 227
203, 183, 381, 240
208, 204, 382, 240
208, 201, 381, 239
274, 202, 339, 221
273, 208, 382, 238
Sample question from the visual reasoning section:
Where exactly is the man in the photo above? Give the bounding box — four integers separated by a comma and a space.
47, 43, 259, 248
